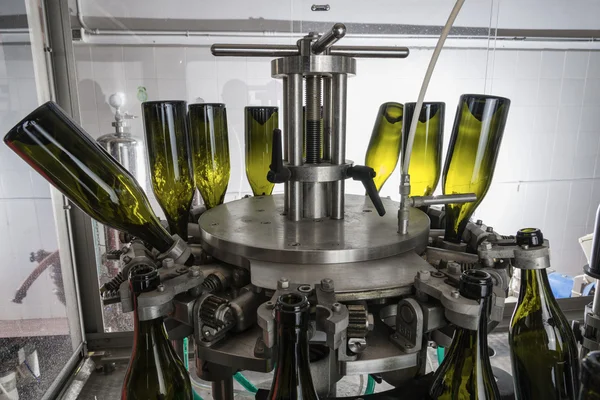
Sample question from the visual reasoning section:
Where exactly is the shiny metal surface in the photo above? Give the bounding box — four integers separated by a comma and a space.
410, 193, 477, 207
211, 44, 298, 57
272, 55, 356, 77
250, 251, 432, 294
331, 73, 347, 219
288, 162, 351, 182
312, 23, 346, 54
322, 76, 333, 161
330, 46, 410, 58
211, 377, 234, 400
303, 182, 329, 219
199, 194, 429, 266
287, 73, 303, 221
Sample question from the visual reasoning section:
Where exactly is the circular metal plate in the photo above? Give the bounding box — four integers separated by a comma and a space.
271, 55, 356, 77
199, 194, 429, 265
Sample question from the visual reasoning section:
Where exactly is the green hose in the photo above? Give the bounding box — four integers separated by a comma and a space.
365, 375, 376, 395
234, 372, 258, 393
183, 337, 204, 400
437, 346, 445, 365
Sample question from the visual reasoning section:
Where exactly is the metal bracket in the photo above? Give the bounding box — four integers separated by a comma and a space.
391, 298, 423, 353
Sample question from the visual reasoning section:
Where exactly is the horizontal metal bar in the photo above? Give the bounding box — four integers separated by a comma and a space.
411, 193, 477, 207
329, 46, 410, 58
211, 44, 299, 57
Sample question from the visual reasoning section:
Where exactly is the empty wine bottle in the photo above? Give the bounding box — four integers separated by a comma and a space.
142, 101, 195, 239
188, 103, 230, 209
509, 228, 580, 400
268, 293, 319, 400
245, 106, 278, 196
429, 269, 500, 400
365, 102, 403, 192
122, 264, 193, 400
3, 101, 174, 253
580, 351, 600, 400
403, 102, 445, 197
442, 94, 510, 243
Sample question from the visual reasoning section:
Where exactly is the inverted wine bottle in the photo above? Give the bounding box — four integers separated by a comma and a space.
429, 269, 501, 400
3, 101, 174, 253
142, 101, 195, 239
365, 102, 403, 192
580, 351, 600, 400
245, 106, 278, 196
403, 102, 445, 197
509, 228, 580, 400
268, 293, 319, 400
442, 94, 510, 243
121, 264, 193, 400
188, 103, 230, 209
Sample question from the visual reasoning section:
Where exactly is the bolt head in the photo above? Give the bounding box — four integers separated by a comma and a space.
188, 267, 201, 278
447, 262, 461, 275
482, 241, 493, 250
321, 278, 334, 291
521, 244, 530, 250
417, 270, 431, 281
162, 258, 175, 268
278, 277, 290, 289
451, 291, 460, 299
476, 219, 483, 226
157, 284, 165, 292
486, 226, 494, 233
332, 302, 342, 312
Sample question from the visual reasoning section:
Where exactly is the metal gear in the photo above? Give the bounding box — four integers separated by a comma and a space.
199, 295, 234, 329
347, 304, 369, 338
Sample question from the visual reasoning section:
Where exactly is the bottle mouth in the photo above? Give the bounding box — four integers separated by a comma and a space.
129, 264, 160, 293
276, 293, 309, 313
459, 269, 493, 300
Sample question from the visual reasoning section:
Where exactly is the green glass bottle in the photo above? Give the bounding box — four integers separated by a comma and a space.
122, 264, 193, 400
3, 101, 174, 253
142, 101, 195, 239
403, 102, 445, 197
580, 351, 600, 400
429, 269, 501, 400
188, 103, 230, 209
364, 102, 403, 192
509, 228, 580, 400
245, 106, 278, 196
268, 293, 319, 400
442, 94, 510, 243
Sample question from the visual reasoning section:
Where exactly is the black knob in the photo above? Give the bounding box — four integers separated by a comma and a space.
346, 165, 385, 216
515, 228, 544, 247
267, 129, 291, 184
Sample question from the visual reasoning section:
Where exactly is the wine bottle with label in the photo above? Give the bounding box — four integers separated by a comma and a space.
509, 228, 580, 400
3, 101, 174, 253
429, 269, 500, 400
245, 106, 278, 196
442, 94, 510, 243
142, 101, 195, 239
268, 293, 319, 400
122, 264, 193, 400
365, 102, 403, 192
188, 103, 231, 209
580, 351, 600, 400
403, 102, 445, 197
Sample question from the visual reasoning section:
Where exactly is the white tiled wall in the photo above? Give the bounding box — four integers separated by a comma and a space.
73, 43, 600, 276
0, 44, 66, 320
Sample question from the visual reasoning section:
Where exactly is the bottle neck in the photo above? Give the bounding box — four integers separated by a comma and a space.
518, 268, 555, 305
449, 296, 491, 356
132, 293, 169, 350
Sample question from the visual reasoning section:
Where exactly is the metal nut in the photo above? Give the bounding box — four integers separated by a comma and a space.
122, 256, 132, 264
278, 277, 290, 289
476, 219, 483, 226
417, 270, 430, 281
486, 226, 494, 233
188, 266, 202, 278
451, 291, 460, 299
162, 258, 175, 268
482, 241, 493, 250
157, 284, 165, 292
332, 302, 342, 313
320, 278, 334, 291
447, 262, 461, 275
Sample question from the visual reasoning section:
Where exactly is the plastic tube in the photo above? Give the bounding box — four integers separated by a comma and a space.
402, 0, 466, 174
437, 346, 445, 365
182, 338, 204, 400
234, 372, 259, 393
365, 375, 376, 395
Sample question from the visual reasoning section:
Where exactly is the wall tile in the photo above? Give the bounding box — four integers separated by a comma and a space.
567, 180, 593, 227
560, 78, 585, 106
583, 79, 600, 105
155, 47, 186, 79
30, 172, 51, 198
564, 51, 590, 79
124, 78, 158, 110
492, 50, 518, 80
540, 51, 565, 79
186, 47, 217, 77
544, 181, 570, 246
185, 78, 219, 104
73, 45, 93, 80
536, 79, 561, 106
588, 52, 600, 79
157, 79, 187, 100
123, 47, 155, 79
91, 46, 124, 81
580, 106, 600, 131
515, 51, 541, 79
94, 78, 127, 117
1, 170, 33, 198
574, 130, 600, 179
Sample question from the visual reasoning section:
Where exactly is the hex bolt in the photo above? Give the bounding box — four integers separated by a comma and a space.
122, 256, 132, 264
521, 244, 530, 250
162, 258, 175, 268
451, 291, 460, 299
278, 277, 290, 289
332, 303, 342, 313
483, 241, 493, 250
265, 301, 275, 310
417, 270, 430, 281
486, 226, 494, 233
189, 267, 201, 278
321, 278, 334, 291
447, 262, 461, 275
157, 284, 165, 292
476, 219, 483, 226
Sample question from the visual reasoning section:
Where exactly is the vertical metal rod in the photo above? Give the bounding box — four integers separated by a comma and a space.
287, 73, 303, 221
211, 377, 234, 400
331, 74, 347, 219
282, 76, 289, 215
305, 75, 322, 164
322, 77, 332, 162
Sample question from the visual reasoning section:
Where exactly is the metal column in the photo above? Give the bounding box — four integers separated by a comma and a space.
287, 74, 303, 222
331, 73, 347, 220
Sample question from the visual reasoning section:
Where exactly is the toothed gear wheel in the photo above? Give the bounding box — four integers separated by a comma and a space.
200, 295, 233, 329
347, 304, 369, 338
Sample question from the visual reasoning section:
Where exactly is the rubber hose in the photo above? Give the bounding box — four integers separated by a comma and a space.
437, 346, 445, 365
234, 372, 259, 393
365, 375, 376, 395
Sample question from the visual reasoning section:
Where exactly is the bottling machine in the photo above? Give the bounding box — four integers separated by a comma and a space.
95, 23, 525, 399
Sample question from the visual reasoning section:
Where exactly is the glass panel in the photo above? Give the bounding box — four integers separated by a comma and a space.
0, 1, 82, 399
